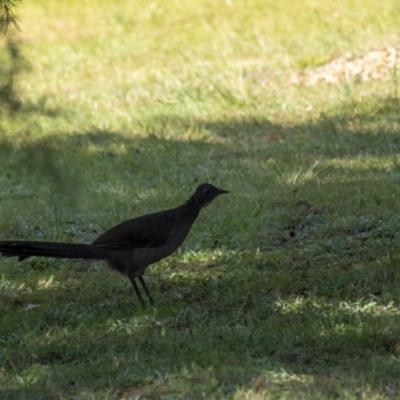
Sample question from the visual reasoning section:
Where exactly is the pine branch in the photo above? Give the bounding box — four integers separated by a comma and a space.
0, 0, 21, 35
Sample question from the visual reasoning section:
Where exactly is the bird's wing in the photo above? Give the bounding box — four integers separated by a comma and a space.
92, 209, 176, 250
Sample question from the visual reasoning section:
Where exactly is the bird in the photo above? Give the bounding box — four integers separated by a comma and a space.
0, 183, 228, 306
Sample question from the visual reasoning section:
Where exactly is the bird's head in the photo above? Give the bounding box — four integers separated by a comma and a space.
193, 183, 229, 207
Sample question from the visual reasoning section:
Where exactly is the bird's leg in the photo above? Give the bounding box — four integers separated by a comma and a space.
129, 276, 145, 307
138, 275, 154, 305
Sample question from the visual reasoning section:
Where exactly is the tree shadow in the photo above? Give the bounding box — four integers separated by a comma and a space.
1, 281, 399, 397
1, 93, 400, 397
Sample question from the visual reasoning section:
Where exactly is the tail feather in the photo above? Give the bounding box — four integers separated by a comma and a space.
0, 241, 106, 261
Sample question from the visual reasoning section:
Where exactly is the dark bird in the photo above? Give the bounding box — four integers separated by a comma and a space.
0, 183, 228, 306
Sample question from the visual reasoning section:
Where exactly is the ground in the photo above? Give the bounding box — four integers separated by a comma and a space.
1, 0, 400, 399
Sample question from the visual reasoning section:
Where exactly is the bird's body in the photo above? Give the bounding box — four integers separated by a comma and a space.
0, 183, 228, 305
95, 204, 199, 278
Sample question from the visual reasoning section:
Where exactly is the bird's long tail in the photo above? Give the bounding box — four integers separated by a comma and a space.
0, 241, 106, 261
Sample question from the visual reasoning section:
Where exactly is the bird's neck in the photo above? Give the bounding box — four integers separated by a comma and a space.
179, 195, 203, 216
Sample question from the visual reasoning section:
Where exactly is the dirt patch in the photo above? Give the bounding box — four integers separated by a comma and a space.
291, 46, 400, 85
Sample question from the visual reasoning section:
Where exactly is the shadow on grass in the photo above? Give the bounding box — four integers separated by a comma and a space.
2, 274, 400, 398
1, 94, 400, 397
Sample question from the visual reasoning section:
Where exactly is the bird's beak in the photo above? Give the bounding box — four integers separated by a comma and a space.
217, 188, 229, 195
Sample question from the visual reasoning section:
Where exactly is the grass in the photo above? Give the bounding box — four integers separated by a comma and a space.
1, 0, 400, 398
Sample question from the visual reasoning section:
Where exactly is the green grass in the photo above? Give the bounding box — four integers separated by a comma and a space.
1, 0, 400, 398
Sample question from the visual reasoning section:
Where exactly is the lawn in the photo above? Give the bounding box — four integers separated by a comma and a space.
1, 0, 400, 398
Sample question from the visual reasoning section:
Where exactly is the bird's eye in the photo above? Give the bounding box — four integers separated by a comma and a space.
203, 188, 211, 194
